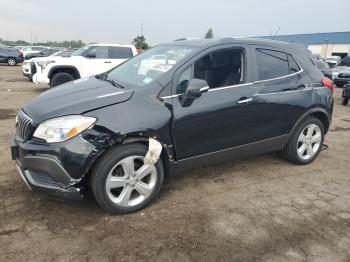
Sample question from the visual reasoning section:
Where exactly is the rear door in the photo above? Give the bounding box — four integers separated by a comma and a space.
108, 46, 134, 67
251, 47, 313, 137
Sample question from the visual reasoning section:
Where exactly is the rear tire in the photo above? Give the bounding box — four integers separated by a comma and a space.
90, 144, 164, 214
7, 58, 16, 66
50, 72, 74, 87
342, 97, 349, 106
336, 83, 344, 88
283, 117, 325, 165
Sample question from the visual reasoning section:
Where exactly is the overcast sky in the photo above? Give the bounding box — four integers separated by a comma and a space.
1, 0, 349, 45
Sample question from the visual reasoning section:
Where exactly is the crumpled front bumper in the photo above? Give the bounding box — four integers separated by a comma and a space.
11, 136, 83, 201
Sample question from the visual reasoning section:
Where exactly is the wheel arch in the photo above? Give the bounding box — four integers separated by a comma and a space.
291, 107, 331, 135
48, 66, 81, 80
80, 133, 173, 188
121, 135, 173, 179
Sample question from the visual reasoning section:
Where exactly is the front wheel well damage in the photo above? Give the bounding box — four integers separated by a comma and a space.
78, 135, 171, 194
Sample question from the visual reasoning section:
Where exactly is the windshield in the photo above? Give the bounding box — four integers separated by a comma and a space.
106, 45, 198, 87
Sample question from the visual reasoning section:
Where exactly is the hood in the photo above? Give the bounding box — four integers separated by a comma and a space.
332, 66, 350, 73
23, 77, 133, 124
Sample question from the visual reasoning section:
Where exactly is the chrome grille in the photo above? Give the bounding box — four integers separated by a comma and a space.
16, 111, 35, 140
339, 73, 350, 79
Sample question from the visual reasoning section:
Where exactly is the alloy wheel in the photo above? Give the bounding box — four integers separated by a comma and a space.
105, 155, 157, 207
297, 124, 322, 160
8, 59, 16, 66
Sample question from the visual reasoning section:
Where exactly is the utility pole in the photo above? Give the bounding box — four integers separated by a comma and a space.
141, 19, 144, 36
30, 31, 33, 45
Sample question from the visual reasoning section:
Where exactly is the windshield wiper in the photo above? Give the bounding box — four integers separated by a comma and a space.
105, 77, 124, 89
96, 73, 124, 89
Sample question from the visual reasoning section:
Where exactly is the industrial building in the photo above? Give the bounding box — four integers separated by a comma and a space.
257, 31, 350, 58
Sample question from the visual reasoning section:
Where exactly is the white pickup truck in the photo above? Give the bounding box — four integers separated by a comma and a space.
32, 43, 138, 87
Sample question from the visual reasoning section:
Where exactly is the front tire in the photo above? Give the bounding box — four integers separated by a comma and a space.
50, 72, 74, 87
283, 117, 324, 165
342, 97, 349, 106
7, 58, 16, 66
90, 144, 164, 214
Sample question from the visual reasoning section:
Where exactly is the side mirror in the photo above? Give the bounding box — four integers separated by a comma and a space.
181, 79, 209, 107
87, 50, 96, 58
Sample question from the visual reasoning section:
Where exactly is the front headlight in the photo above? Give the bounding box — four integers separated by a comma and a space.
36, 60, 55, 70
33, 115, 96, 143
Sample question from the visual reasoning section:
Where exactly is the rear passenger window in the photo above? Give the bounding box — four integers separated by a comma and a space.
108, 47, 133, 59
256, 49, 289, 80
288, 54, 301, 73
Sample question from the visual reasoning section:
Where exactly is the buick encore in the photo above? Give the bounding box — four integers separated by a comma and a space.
11, 38, 334, 213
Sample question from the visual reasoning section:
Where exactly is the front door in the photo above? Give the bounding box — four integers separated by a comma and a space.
82, 46, 114, 76
171, 45, 260, 160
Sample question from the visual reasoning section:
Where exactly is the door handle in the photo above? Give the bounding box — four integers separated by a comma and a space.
104, 61, 112, 63
237, 97, 253, 104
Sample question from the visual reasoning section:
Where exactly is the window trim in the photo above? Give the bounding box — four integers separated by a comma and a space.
254, 53, 303, 84
162, 53, 303, 99
254, 49, 303, 83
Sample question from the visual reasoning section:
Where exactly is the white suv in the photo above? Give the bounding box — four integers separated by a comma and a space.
20, 46, 48, 58
32, 43, 137, 87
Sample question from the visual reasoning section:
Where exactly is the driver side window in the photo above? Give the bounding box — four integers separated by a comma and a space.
177, 48, 244, 94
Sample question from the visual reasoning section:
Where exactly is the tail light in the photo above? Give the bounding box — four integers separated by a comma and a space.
322, 77, 333, 93
18, 51, 23, 58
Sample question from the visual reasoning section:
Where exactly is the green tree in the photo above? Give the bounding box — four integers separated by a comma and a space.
15, 40, 29, 46
132, 35, 149, 50
204, 28, 214, 39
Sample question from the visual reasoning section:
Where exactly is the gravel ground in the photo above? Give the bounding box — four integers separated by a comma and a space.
0, 65, 350, 262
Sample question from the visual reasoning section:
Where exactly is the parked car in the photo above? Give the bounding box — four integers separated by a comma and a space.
339, 55, 350, 66
331, 66, 350, 87
11, 38, 333, 213
53, 50, 73, 57
341, 84, 350, 105
32, 43, 137, 87
20, 46, 48, 58
315, 59, 333, 79
24, 48, 63, 60
22, 50, 73, 79
325, 56, 341, 68
0, 47, 24, 65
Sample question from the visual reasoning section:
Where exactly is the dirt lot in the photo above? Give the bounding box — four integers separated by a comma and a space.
0, 65, 350, 262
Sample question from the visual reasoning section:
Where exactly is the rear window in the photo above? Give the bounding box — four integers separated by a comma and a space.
256, 49, 289, 80
108, 47, 133, 59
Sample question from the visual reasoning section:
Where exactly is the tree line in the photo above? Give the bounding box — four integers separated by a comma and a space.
1, 28, 214, 50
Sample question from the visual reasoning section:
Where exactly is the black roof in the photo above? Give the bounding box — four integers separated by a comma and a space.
166, 37, 305, 51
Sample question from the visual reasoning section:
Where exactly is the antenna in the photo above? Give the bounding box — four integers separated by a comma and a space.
141, 19, 144, 36
272, 27, 280, 40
